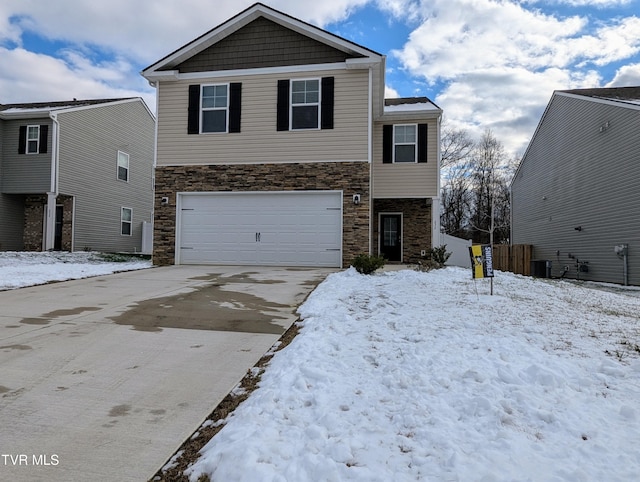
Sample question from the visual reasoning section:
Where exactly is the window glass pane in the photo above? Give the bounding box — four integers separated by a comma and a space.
384, 218, 398, 246
202, 110, 227, 132
395, 125, 416, 143
202, 85, 227, 108
121, 208, 132, 222
395, 145, 416, 163
118, 166, 128, 181
27, 140, 38, 153
121, 222, 131, 236
27, 126, 39, 140
292, 105, 319, 129
291, 80, 319, 104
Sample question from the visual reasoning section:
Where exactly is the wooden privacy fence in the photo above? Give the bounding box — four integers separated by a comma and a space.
492, 244, 532, 276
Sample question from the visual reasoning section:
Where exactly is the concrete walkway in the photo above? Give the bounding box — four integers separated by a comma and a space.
0, 265, 333, 482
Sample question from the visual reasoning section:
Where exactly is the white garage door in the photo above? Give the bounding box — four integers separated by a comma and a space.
177, 191, 342, 267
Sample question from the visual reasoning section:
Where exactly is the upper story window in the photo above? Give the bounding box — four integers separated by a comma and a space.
393, 125, 417, 163
201, 84, 228, 133
188, 83, 241, 135
18, 124, 48, 155
291, 79, 320, 130
382, 123, 428, 164
117, 151, 129, 181
27, 125, 40, 154
277, 77, 334, 132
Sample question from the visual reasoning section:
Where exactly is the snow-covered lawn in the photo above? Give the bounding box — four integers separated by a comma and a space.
186, 267, 640, 482
0, 251, 152, 290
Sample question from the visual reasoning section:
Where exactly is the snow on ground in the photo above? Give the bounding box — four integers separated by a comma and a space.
187, 267, 640, 482
0, 251, 152, 290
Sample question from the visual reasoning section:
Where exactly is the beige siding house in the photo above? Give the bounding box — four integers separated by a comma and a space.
143, 2, 442, 267
0, 98, 155, 253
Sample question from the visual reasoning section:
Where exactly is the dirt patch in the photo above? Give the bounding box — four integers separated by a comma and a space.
149, 321, 302, 482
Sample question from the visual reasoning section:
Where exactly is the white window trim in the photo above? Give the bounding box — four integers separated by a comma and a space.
200, 83, 229, 134
393, 124, 418, 163
26, 124, 40, 154
117, 151, 130, 182
290, 78, 321, 131
121, 207, 133, 236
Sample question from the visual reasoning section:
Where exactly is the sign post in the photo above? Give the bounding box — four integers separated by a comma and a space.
469, 244, 494, 295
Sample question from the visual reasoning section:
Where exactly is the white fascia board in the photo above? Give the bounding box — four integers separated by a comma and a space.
154, 62, 350, 82
558, 91, 640, 111
377, 110, 442, 123
346, 58, 381, 69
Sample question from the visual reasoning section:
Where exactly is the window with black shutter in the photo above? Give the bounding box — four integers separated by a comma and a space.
383, 123, 428, 163
188, 83, 242, 134
18, 124, 48, 154
277, 77, 334, 131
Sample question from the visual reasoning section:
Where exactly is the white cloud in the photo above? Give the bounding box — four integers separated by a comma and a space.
0, 0, 369, 64
608, 62, 640, 86
0, 47, 154, 109
384, 0, 640, 154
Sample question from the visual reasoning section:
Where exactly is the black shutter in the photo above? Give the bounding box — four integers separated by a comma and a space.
229, 82, 242, 133
276, 79, 290, 131
383, 125, 393, 163
187, 84, 200, 134
418, 124, 427, 163
18, 125, 26, 154
39, 125, 49, 154
321, 76, 334, 130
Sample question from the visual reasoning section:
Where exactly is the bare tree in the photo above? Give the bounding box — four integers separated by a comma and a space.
440, 121, 475, 239
469, 129, 509, 244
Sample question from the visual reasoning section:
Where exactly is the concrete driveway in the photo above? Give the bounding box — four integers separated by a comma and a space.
0, 265, 333, 482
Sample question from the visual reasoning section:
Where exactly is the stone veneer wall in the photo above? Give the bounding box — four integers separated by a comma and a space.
58, 195, 74, 251
23, 195, 74, 251
153, 162, 370, 267
23, 195, 46, 251
373, 198, 432, 264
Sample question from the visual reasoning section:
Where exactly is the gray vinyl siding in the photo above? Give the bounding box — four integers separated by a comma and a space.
512, 93, 640, 285
0, 194, 25, 250
57, 100, 155, 253
156, 68, 369, 166
0, 118, 52, 193
372, 120, 440, 198
174, 17, 360, 73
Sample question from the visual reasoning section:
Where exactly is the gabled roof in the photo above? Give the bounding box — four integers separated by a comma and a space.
0, 98, 149, 120
142, 2, 383, 79
511, 85, 640, 186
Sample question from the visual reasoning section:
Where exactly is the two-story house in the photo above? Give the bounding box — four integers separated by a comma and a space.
0, 98, 155, 253
142, 3, 442, 267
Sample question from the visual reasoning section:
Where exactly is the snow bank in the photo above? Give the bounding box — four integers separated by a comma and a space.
187, 267, 640, 481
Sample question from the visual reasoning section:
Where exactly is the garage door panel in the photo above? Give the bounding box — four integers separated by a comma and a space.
178, 192, 342, 267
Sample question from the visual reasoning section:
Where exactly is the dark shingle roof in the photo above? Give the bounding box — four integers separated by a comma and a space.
0, 98, 133, 112
560, 86, 640, 105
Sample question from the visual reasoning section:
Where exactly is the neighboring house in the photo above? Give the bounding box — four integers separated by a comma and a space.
511, 86, 640, 285
0, 98, 155, 253
142, 2, 442, 268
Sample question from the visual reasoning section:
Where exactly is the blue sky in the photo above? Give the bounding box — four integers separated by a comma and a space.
1, 0, 639, 156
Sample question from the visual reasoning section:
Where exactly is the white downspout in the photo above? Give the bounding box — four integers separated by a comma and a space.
368, 65, 373, 256
44, 112, 60, 250
432, 114, 442, 247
